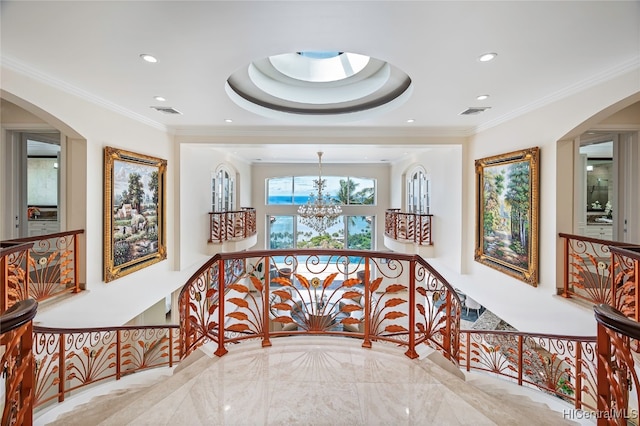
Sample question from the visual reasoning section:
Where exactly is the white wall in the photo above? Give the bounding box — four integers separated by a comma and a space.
390, 146, 463, 272
2, 66, 188, 327
2, 62, 638, 333
457, 68, 640, 335
178, 144, 252, 269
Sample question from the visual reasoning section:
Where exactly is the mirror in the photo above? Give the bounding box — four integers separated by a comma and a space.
585, 157, 613, 214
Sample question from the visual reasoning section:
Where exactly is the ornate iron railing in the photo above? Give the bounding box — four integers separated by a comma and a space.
4, 246, 639, 421
1, 230, 84, 311
179, 249, 459, 361
1, 241, 34, 312
208, 208, 257, 243
460, 329, 598, 412
594, 304, 640, 425
609, 246, 639, 321
559, 233, 639, 314
385, 209, 433, 245
1, 298, 37, 426
32, 324, 180, 410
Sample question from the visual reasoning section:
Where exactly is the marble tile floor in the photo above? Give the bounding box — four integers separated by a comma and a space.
40, 336, 588, 426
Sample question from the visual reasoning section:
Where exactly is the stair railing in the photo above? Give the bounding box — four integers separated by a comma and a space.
1, 298, 38, 426
1, 230, 85, 310
460, 329, 598, 412
31, 323, 180, 411
594, 303, 640, 425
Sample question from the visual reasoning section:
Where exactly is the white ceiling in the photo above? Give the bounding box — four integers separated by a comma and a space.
2, 1, 639, 163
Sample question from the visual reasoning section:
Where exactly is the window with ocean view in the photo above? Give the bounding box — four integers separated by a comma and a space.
266, 176, 375, 205
268, 215, 373, 250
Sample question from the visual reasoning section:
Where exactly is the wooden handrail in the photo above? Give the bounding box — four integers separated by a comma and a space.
594, 303, 640, 340
0, 298, 38, 333
1, 229, 85, 244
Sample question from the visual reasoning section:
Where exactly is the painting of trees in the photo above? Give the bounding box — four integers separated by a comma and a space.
476, 147, 539, 285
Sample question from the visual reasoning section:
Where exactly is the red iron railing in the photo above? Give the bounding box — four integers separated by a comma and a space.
1, 230, 84, 311
208, 208, 256, 243
609, 246, 640, 321
1, 241, 34, 312
594, 303, 640, 425
179, 249, 460, 361
32, 324, 180, 410
1, 299, 37, 426
385, 209, 433, 245
2, 246, 638, 421
459, 329, 598, 412
559, 233, 639, 314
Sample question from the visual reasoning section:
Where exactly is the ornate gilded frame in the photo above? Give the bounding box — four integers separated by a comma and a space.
475, 147, 539, 286
104, 147, 167, 282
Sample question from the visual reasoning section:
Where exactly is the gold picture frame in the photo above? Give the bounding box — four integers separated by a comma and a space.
475, 147, 540, 286
104, 147, 167, 282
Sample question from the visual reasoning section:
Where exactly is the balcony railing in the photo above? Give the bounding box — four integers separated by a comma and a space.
385, 209, 433, 245
179, 249, 459, 361
4, 247, 640, 422
208, 208, 256, 243
1, 230, 84, 311
559, 233, 640, 317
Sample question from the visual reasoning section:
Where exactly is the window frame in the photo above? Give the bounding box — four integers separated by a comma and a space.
211, 166, 235, 212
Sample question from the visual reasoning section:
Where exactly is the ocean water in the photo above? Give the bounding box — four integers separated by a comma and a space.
268, 195, 312, 205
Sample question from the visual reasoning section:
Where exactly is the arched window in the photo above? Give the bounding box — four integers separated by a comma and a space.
211, 166, 235, 211
407, 167, 429, 214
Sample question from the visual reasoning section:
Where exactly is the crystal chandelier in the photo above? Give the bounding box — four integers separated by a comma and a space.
297, 152, 342, 233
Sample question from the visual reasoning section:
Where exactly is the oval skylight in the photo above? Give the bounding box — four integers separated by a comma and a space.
270, 51, 370, 83
226, 50, 412, 122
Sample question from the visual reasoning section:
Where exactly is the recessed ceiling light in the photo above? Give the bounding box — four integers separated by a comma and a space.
406, 119, 415, 123
476, 95, 489, 101
478, 52, 497, 62
154, 96, 166, 102
140, 54, 158, 63
224, 119, 233, 123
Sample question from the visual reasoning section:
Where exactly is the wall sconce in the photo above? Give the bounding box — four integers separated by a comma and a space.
53, 162, 58, 169
586, 165, 593, 171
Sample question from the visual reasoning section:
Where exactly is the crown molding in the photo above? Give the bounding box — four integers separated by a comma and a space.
2, 56, 168, 133
172, 125, 473, 140
474, 57, 640, 134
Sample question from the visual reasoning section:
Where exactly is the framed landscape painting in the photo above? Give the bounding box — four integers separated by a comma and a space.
475, 147, 540, 286
104, 147, 167, 282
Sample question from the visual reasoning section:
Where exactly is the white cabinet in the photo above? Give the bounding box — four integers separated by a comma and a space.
28, 220, 59, 237
585, 225, 612, 240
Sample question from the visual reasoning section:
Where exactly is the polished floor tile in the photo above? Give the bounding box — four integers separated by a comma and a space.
41, 336, 580, 426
